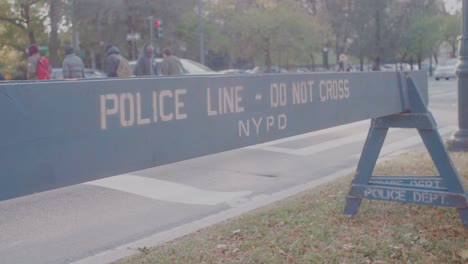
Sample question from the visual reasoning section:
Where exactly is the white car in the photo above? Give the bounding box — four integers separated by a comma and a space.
434, 62, 457, 81
130, 58, 218, 76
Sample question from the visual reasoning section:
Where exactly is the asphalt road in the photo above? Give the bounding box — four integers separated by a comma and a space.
0, 78, 459, 264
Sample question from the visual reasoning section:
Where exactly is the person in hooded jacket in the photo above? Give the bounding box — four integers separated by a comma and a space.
62, 45, 85, 79
134, 43, 155, 76
104, 45, 121, 77
160, 48, 184, 76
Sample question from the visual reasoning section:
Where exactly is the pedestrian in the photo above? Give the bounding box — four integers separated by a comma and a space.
160, 48, 183, 76
0, 71, 4, 81
134, 43, 155, 76
62, 45, 85, 79
14, 64, 27, 80
104, 45, 132, 78
27, 44, 51, 80
338, 54, 347, 72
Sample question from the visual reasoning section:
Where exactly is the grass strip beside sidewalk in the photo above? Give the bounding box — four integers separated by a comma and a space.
116, 151, 468, 264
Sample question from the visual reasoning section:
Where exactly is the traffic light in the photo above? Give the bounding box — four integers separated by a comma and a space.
154, 20, 163, 39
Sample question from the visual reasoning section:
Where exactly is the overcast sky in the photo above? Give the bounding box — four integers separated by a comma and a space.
445, 0, 462, 13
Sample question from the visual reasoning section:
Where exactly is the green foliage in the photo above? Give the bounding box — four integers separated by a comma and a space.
212, 0, 322, 67
0, 0, 464, 70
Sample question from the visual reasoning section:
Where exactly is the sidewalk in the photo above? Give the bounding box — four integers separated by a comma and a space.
115, 151, 468, 264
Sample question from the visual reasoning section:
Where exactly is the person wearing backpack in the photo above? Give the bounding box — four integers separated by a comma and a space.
104, 45, 132, 78
27, 44, 51, 80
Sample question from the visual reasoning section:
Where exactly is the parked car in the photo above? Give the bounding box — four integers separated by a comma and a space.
50, 68, 106, 80
218, 69, 248, 74
84, 68, 107, 79
380, 64, 397, 72
130, 58, 218, 76
247, 66, 288, 74
434, 59, 458, 81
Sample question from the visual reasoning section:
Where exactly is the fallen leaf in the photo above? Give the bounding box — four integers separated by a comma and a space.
216, 244, 228, 251
458, 249, 468, 261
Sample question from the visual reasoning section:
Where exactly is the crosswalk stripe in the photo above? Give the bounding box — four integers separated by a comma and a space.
85, 175, 252, 205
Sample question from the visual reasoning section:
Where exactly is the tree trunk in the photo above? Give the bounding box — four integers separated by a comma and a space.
49, 0, 62, 67
373, 1, 381, 71
359, 53, 363, 72
264, 37, 271, 73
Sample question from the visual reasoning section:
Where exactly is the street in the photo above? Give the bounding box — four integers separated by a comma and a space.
0, 78, 459, 264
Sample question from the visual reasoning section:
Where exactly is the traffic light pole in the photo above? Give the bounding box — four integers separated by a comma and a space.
148, 16, 154, 46
71, 0, 78, 52
448, 0, 468, 151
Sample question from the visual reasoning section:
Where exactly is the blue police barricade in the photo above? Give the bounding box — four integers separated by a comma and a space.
0, 71, 466, 227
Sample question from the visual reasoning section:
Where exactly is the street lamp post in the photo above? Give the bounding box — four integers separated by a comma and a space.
198, 0, 205, 65
71, 0, 78, 52
448, 0, 468, 151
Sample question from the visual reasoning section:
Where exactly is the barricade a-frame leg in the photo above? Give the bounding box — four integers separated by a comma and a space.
344, 76, 468, 228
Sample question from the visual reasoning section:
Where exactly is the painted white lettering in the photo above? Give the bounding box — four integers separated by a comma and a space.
292, 81, 313, 105
208, 86, 244, 116
239, 120, 250, 137
159, 90, 173, 121
235, 86, 245, 113
238, 114, 288, 137
207, 88, 217, 116
270, 82, 287, 108
136, 93, 150, 125
364, 188, 406, 202
120, 93, 135, 127
266, 116, 275, 132
100, 94, 118, 130
152, 91, 158, 122
223, 87, 234, 114
252, 117, 263, 135
319, 79, 351, 102
175, 89, 187, 120
278, 114, 287, 130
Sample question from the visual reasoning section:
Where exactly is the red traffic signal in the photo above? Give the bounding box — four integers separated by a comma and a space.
154, 20, 161, 28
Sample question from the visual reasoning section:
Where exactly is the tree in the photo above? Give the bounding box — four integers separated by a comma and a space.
49, 0, 62, 67
0, 0, 49, 50
211, 0, 322, 70
440, 12, 462, 58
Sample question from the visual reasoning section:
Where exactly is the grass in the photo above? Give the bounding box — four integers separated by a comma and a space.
116, 151, 468, 264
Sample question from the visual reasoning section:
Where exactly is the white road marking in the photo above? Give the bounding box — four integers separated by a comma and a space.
254, 125, 455, 158
247, 120, 369, 149
85, 175, 252, 206
351, 126, 456, 160
430, 91, 457, 99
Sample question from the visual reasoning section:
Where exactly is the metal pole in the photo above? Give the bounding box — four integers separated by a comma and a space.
149, 16, 154, 47
71, 0, 78, 52
198, 0, 205, 65
448, 0, 468, 151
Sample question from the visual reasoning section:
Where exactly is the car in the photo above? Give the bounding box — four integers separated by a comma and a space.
130, 58, 218, 76
51, 68, 64, 80
218, 69, 248, 74
50, 68, 106, 80
84, 68, 107, 79
380, 64, 396, 72
247, 66, 288, 74
434, 59, 458, 81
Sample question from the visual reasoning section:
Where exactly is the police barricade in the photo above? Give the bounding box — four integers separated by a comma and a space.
1, 72, 467, 227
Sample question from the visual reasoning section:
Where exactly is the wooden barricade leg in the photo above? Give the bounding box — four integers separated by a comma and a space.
344, 76, 468, 228
344, 124, 388, 215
